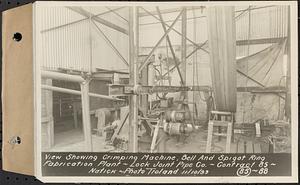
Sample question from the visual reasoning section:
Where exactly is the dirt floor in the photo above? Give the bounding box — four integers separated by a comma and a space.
49, 126, 273, 153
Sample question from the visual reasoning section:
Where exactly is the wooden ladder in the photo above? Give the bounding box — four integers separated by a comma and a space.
206, 111, 234, 153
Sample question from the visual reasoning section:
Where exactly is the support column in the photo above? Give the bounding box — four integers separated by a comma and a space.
72, 101, 79, 129
45, 79, 54, 148
285, 6, 291, 120
128, 7, 139, 152
81, 80, 93, 151
181, 7, 187, 88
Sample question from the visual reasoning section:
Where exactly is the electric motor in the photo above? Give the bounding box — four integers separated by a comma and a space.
165, 110, 185, 122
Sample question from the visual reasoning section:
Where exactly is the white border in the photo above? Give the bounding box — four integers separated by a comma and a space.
33, 1, 298, 183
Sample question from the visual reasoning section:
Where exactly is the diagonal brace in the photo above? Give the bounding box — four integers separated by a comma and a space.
156, 7, 184, 85
140, 7, 208, 54
67, 7, 129, 35
91, 20, 129, 66
138, 9, 184, 73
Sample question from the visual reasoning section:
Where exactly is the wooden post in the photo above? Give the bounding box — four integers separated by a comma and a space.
181, 7, 187, 88
285, 6, 291, 120
45, 79, 54, 147
128, 7, 139, 152
81, 81, 93, 151
72, 101, 78, 129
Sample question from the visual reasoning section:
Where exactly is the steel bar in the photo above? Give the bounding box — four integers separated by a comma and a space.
91, 20, 129, 66
42, 84, 124, 101
138, 9, 184, 73
41, 70, 85, 83
81, 82, 93, 152
68, 7, 129, 35
41, 7, 126, 33
156, 7, 184, 85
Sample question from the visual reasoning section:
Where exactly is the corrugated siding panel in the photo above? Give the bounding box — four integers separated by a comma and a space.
235, 6, 288, 41
36, 6, 129, 72
37, 6, 91, 72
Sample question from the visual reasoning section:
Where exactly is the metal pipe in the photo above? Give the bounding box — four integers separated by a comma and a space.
42, 84, 124, 101
89, 92, 124, 101
42, 85, 81, 95
138, 9, 184, 73
41, 70, 84, 83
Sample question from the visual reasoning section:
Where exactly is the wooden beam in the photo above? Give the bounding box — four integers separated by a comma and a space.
41, 7, 126, 33
139, 6, 204, 17
236, 37, 287, 45
67, 7, 129, 35
138, 9, 184, 73
156, 7, 184, 85
91, 20, 129, 66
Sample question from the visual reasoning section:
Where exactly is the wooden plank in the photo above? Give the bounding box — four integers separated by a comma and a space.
205, 121, 214, 153
225, 122, 233, 153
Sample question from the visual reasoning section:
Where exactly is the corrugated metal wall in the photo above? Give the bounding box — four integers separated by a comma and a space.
36, 5, 289, 74
36, 6, 129, 72
36, 6, 91, 71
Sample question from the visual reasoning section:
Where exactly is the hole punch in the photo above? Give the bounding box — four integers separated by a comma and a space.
13, 32, 22, 42
9, 136, 21, 145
